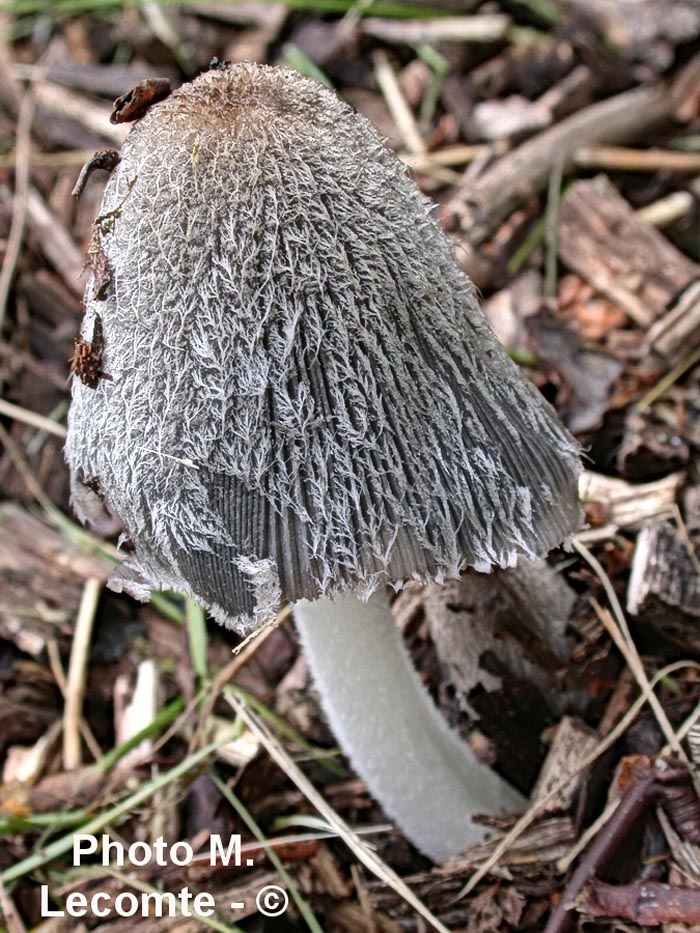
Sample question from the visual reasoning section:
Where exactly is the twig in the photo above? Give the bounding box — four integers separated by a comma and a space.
636, 190, 695, 228
231, 605, 290, 657
26, 186, 85, 298
47, 637, 103, 761
0, 147, 96, 169
544, 156, 564, 300
0, 89, 34, 335
543, 761, 663, 933
46, 638, 68, 695
63, 577, 102, 770
400, 143, 492, 172
373, 50, 425, 155
32, 80, 126, 145
0, 342, 67, 391
0, 398, 67, 438
548, 666, 700, 930
556, 798, 621, 874
635, 343, 700, 410
645, 279, 700, 364
447, 82, 672, 246
362, 15, 510, 44
580, 879, 700, 925
336, 0, 376, 45
575, 145, 700, 173
196, 617, 281, 740
351, 864, 381, 933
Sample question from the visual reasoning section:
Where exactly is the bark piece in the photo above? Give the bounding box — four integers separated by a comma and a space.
558, 176, 700, 328
627, 521, 700, 651
361, 15, 510, 45
445, 815, 577, 871
0, 503, 111, 655
647, 280, 700, 363
425, 561, 579, 790
26, 186, 86, 299
426, 560, 576, 707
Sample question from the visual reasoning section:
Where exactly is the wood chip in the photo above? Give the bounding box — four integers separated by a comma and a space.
558, 176, 700, 328
627, 521, 700, 626
531, 717, 599, 814
0, 504, 111, 655
579, 470, 684, 533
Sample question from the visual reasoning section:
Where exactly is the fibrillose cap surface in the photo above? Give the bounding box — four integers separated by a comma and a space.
66, 62, 582, 633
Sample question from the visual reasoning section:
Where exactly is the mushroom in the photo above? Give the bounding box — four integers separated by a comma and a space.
66, 62, 582, 862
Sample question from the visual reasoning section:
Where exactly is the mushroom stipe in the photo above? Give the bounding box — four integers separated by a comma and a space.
66, 62, 582, 861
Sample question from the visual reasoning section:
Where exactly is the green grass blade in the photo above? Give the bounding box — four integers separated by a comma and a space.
211, 773, 324, 933
0, 728, 237, 885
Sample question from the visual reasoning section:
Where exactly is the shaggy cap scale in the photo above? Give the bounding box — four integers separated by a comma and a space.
66, 63, 581, 633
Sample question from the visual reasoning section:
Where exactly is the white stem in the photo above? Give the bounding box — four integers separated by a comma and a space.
294, 590, 525, 862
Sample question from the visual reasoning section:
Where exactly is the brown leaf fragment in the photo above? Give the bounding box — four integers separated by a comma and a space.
545, 760, 697, 932
71, 148, 121, 198
110, 77, 171, 124
466, 884, 525, 933
528, 310, 623, 433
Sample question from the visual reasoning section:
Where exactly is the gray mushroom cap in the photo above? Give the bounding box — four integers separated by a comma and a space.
66, 62, 582, 634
